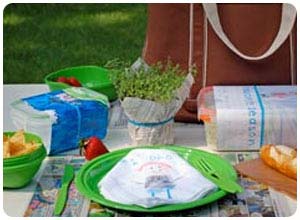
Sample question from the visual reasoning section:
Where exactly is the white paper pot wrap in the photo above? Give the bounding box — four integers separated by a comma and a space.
121, 73, 194, 145
127, 120, 174, 145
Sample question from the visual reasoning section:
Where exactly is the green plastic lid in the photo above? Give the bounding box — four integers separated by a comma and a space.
63, 87, 109, 107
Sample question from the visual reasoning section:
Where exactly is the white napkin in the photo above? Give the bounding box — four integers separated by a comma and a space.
98, 149, 217, 208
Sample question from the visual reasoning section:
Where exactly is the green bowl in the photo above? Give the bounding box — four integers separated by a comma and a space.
3, 132, 47, 188
3, 154, 46, 188
75, 145, 238, 213
3, 132, 46, 166
44, 65, 118, 101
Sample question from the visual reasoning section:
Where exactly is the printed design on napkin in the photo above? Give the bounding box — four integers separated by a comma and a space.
140, 161, 175, 199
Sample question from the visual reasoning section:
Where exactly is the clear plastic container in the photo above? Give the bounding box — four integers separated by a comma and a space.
10, 100, 54, 154
10, 87, 109, 155
197, 86, 297, 151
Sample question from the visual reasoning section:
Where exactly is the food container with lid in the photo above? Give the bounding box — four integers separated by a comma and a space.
197, 86, 296, 151
3, 131, 47, 188
10, 87, 110, 155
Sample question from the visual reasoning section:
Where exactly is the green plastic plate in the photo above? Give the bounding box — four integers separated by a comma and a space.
75, 145, 237, 213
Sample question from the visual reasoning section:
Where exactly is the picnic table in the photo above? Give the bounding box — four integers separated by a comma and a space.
3, 84, 297, 217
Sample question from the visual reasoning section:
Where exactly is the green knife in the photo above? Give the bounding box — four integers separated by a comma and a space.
54, 164, 75, 216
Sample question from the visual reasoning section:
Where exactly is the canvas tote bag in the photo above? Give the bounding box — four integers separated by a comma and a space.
142, 3, 297, 123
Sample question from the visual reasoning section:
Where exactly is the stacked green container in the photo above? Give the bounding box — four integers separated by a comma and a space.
3, 132, 47, 188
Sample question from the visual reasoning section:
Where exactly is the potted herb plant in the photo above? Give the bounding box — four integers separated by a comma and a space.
106, 58, 195, 145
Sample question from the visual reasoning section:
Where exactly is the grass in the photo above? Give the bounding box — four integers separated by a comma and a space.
3, 3, 147, 83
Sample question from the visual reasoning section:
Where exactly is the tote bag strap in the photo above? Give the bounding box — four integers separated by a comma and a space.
202, 3, 296, 61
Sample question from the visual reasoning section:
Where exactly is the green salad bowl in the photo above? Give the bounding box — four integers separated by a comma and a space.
44, 65, 118, 101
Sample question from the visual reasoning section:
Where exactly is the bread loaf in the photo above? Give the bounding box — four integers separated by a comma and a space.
260, 145, 297, 180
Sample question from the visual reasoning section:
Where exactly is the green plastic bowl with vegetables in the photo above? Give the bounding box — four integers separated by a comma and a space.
44, 66, 118, 101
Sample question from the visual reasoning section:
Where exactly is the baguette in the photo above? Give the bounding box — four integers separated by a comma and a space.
260, 144, 297, 180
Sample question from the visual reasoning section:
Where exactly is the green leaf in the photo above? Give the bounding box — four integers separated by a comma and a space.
106, 59, 193, 103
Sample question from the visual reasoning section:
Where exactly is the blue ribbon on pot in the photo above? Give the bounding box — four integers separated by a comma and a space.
128, 117, 174, 127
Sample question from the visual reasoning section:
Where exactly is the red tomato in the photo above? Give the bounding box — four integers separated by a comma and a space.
68, 77, 82, 87
57, 76, 69, 84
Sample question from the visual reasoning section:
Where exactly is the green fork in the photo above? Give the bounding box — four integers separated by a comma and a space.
195, 157, 244, 194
